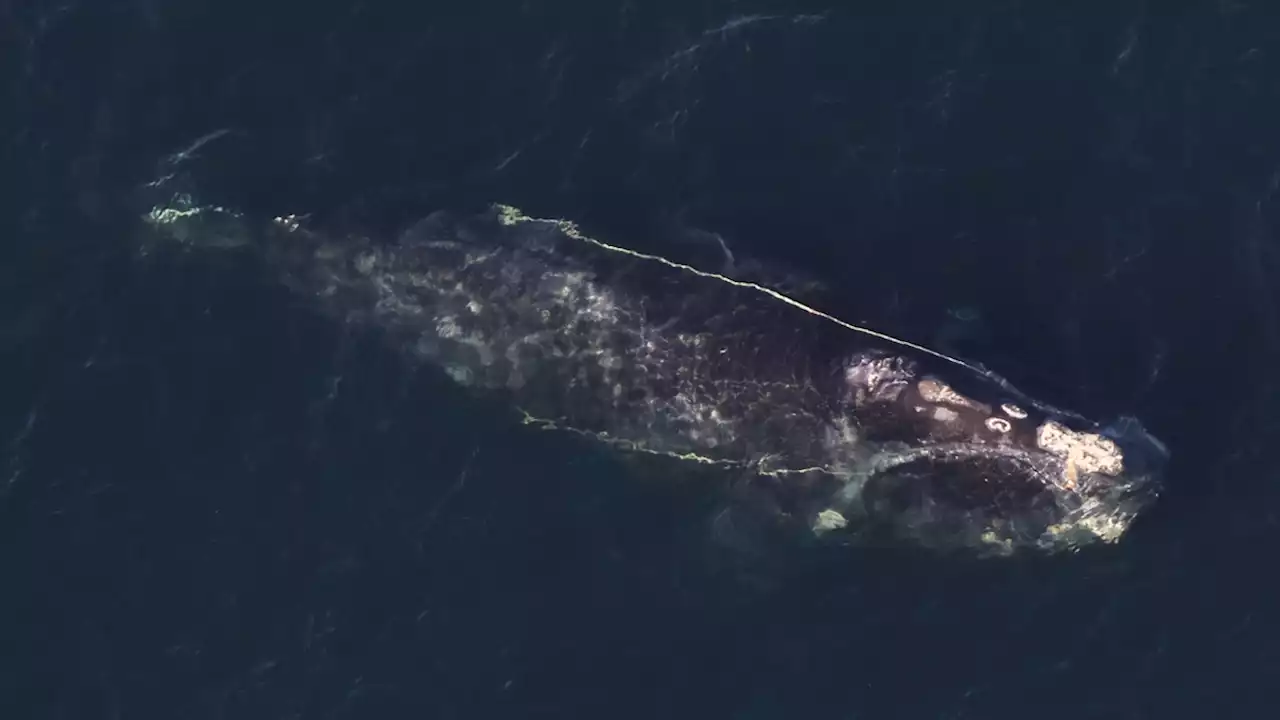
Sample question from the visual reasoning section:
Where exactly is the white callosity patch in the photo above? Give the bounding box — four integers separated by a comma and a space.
916, 378, 991, 414
844, 352, 914, 406
932, 406, 961, 424
812, 508, 849, 535
984, 416, 1012, 433
1000, 403, 1028, 419
1036, 421, 1125, 478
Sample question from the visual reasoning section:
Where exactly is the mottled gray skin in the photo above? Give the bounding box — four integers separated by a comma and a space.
143, 197, 1167, 556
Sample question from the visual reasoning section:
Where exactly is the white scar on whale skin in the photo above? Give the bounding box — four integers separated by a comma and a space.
491, 205, 1088, 426
495, 205, 977, 371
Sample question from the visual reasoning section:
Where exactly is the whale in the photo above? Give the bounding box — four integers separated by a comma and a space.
140, 188, 1167, 557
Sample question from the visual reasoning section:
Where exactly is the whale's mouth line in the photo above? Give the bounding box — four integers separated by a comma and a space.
866, 443, 1057, 478
830, 442, 1066, 501
870, 444, 1064, 508
814, 443, 1083, 545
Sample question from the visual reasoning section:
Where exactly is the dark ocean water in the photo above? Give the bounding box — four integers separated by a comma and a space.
4, 1, 1280, 718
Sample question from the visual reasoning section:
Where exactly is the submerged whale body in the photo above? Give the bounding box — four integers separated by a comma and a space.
142, 192, 1167, 557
